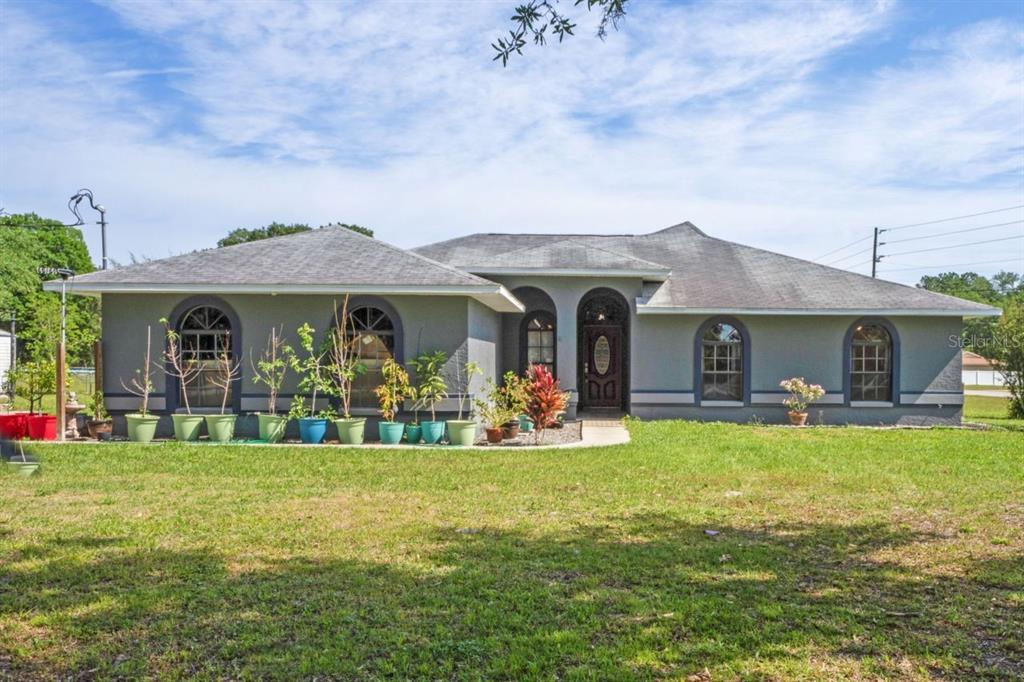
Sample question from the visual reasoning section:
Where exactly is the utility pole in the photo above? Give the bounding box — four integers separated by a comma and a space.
39, 268, 74, 441
871, 227, 884, 278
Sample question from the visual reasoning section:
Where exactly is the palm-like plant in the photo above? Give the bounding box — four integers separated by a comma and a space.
410, 350, 448, 422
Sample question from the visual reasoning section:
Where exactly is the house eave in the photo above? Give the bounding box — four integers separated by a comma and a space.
465, 267, 671, 281
42, 281, 525, 313
635, 302, 1001, 318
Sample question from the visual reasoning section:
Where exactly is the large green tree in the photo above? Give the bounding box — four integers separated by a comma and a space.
217, 222, 373, 247
493, 0, 628, 65
0, 212, 99, 365
918, 271, 1022, 354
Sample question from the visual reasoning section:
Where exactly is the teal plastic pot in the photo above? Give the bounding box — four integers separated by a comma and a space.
518, 414, 535, 433
204, 414, 236, 442
335, 417, 366, 445
125, 414, 159, 443
298, 418, 327, 444
405, 424, 422, 445
172, 414, 204, 442
420, 420, 445, 444
446, 420, 477, 447
378, 421, 405, 445
257, 413, 288, 443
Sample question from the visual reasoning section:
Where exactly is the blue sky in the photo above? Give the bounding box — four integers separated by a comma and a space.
1, 0, 1021, 283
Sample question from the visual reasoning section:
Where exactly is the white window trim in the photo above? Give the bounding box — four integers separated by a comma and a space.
702, 400, 744, 407
850, 400, 893, 408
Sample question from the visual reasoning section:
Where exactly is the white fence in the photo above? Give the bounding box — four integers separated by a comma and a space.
0, 331, 11, 393
962, 369, 1007, 387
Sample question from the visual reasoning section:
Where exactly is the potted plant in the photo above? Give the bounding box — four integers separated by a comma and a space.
444, 359, 482, 446
329, 297, 369, 445
373, 358, 413, 445
159, 317, 204, 441
524, 364, 569, 445
204, 335, 240, 442
10, 360, 59, 440
474, 382, 517, 444
121, 325, 160, 443
779, 377, 825, 426
410, 350, 448, 444
84, 390, 112, 440
287, 323, 334, 444
251, 325, 291, 443
495, 371, 529, 439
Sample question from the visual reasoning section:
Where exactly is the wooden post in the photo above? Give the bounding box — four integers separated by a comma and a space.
56, 341, 66, 442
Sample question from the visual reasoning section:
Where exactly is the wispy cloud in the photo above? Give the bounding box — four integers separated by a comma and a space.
1, 0, 1021, 282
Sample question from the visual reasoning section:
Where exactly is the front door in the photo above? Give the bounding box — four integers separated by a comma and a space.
582, 325, 622, 408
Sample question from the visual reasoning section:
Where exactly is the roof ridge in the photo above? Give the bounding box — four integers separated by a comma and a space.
322, 223, 492, 286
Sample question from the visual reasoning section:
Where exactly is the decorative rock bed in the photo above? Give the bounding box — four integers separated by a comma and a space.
473, 420, 583, 447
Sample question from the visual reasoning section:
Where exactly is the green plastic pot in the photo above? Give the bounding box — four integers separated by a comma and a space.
125, 414, 159, 443
518, 414, 535, 433
335, 417, 367, 445
446, 420, 477, 447
378, 421, 405, 445
420, 420, 445, 444
171, 414, 204, 442
204, 414, 236, 442
257, 413, 288, 443
405, 423, 422, 445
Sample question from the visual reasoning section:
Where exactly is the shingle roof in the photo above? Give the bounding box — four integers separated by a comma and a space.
62, 225, 491, 288
413, 222, 1000, 315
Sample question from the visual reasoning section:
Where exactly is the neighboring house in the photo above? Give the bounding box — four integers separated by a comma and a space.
962, 350, 1006, 386
46, 222, 999, 436
0, 328, 11, 395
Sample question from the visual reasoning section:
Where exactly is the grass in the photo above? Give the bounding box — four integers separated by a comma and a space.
964, 394, 1024, 432
2, 421, 1022, 680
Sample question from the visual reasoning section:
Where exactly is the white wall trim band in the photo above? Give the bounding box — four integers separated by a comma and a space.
900, 393, 964, 406
750, 393, 844, 405
630, 392, 695, 405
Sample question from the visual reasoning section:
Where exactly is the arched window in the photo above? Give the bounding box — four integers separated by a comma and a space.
346, 306, 395, 408
699, 320, 745, 402
850, 324, 892, 402
179, 305, 233, 408
521, 312, 556, 376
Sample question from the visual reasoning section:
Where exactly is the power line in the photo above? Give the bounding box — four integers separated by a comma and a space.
822, 245, 874, 266
878, 258, 1024, 273
812, 234, 872, 262
881, 219, 1023, 245
882, 234, 1024, 258
879, 204, 1024, 233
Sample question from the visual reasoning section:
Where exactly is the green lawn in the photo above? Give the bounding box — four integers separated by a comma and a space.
964, 394, 1024, 431
2, 422, 1022, 680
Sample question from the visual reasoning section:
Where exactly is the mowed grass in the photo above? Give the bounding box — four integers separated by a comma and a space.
2, 422, 1022, 680
965, 394, 1024, 431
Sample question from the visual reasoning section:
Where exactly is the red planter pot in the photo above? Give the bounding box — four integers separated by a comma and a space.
0, 413, 29, 440
26, 414, 58, 441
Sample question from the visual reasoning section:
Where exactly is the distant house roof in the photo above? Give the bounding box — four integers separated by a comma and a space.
43, 225, 523, 312
962, 351, 996, 369
414, 222, 1000, 317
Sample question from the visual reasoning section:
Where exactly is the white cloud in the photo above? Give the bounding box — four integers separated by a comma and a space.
1, 0, 1021, 283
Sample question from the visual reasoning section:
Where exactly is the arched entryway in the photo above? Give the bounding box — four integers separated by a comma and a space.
577, 288, 629, 411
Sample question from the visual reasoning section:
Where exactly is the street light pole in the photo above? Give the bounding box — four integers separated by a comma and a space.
39, 268, 74, 441
68, 189, 109, 270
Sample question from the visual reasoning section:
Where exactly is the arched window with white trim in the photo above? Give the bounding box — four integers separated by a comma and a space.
346, 306, 396, 408
850, 324, 893, 402
178, 305, 233, 408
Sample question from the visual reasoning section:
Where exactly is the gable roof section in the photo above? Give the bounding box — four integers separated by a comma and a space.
45, 225, 523, 312
414, 222, 1000, 317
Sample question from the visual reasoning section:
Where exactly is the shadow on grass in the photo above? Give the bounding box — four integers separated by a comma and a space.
2, 517, 1020, 679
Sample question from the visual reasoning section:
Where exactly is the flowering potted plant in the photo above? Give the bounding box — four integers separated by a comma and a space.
329, 297, 369, 445
160, 317, 204, 441
444, 359, 482, 446
525, 364, 569, 444
287, 323, 334, 444
204, 335, 241, 442
779, 377, 825, 426
410, 350, 448, 444
374, 358, 413, 445
251, 326, 291, 443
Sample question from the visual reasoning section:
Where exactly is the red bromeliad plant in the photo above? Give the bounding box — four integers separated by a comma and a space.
525, 364, 569, 444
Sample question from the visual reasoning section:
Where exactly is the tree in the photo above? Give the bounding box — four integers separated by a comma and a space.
0, 212, 99, 365
493, 0, 628, 66
990, 299, 1024, 419
330, 223, 374, 238
217, 222, 312, 247
918, 271, 1021, 353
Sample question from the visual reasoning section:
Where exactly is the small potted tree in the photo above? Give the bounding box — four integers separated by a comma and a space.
779, 377, 825, 426
287, 323, 334, 444
496, 371, 529, 439
525, 364, 569, 445
474, 381, 517, 444
444, 359, 482, 446
410, 350, 448, 444
12, 360, 59, 440
121, 325, 159, 443
84, 390, 112, 440
251, 326, 291, 443
160, 317, 204, 442
204, 335, 241, 442
329, 297, 369, 445
374, 358, 413, 445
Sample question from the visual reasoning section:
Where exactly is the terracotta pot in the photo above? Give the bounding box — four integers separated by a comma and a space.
787, 411, 808, 426
86, 419, 113, 439
501, 422, 520, 439
485, 427, 503, 443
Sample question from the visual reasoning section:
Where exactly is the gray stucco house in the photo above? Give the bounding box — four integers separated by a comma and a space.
48, 222, 999, 435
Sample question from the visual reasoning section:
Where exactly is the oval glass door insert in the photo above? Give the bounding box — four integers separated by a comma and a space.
594, 335, 611, 375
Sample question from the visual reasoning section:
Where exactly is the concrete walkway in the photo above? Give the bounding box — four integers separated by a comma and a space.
965, 388, 1011, 398
573, 418, 631, 448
